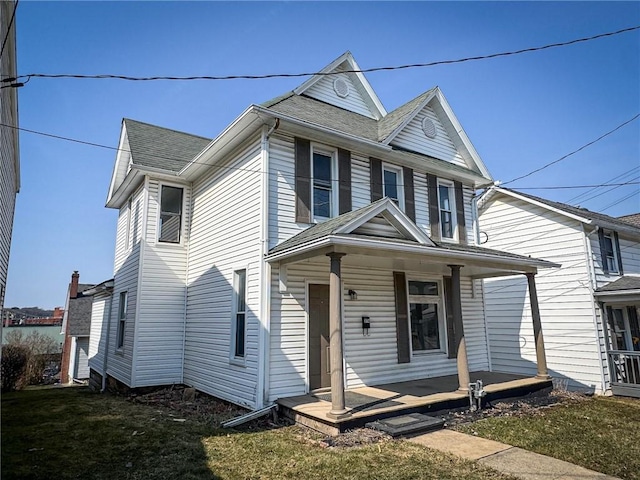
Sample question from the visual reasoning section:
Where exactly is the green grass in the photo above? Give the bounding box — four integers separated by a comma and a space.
2, 386, 515, 480
457, 396, 640, 480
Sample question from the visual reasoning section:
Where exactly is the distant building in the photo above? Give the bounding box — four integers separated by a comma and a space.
60, 272, 95, 383
0, 0, 21, 309
2, 307, 63, 327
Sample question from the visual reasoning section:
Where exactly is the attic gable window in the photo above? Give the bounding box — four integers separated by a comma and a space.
159, 185, 183, 243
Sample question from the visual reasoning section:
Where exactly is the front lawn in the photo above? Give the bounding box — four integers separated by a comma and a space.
457, 395, 640, 480
2, 386, 514, 480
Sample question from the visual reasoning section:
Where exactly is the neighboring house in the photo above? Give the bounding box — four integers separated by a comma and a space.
478, 186, 640, 397
0, 0, 20, 310
60, 272, 95, 383
89, 52, 557, 416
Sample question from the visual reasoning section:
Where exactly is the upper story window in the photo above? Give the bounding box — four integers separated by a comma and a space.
383, 164, 405, 210
159, 185, 183, 243
312, 146, 337, 220
116, 291, 127, 351
231, 269, 247, 360
437, 181, 456, 240
599, 229, 622, 275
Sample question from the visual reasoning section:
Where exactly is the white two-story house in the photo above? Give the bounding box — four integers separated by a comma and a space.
479, 187, 640, 398
89, 53, 557, 424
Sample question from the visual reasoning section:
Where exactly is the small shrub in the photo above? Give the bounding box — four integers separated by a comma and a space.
1, 344, 29, 391
2, 331, 61, 388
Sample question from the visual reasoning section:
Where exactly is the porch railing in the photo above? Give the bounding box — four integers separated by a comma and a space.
608, 351, 640, 397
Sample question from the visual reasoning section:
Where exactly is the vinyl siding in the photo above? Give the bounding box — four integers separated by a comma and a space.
390, 105, 466, 167
479, 196, 605, 393
351, 154, 370, 210
183, 135, 263, 409
304, 69, 376, 119
106, 185, 145, 386
0, 1, 19, 309
268, 261, 489, 401
88, 292, 111, 375
133, 179, 190, 387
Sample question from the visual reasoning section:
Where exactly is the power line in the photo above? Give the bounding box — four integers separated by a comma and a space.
566, 166, 640, 204
2, 25, 639, 84
600, 189, 639, 212
502, 113, 640, 185
0, 0, 19, 62
3, 122, 640, 193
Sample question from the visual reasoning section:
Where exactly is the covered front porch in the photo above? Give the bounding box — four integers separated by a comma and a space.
278, 371, 552, 435
267, 199, 558, 426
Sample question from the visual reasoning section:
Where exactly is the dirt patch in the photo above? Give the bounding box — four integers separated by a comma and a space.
444, 389, 589, 428
294, 426, 393, 449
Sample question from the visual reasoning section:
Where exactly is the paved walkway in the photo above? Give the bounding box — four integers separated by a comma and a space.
409, 430, 620, 480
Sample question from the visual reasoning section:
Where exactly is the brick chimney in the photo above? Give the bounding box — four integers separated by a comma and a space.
53, 307, 64, 319
70, 271, 80, 299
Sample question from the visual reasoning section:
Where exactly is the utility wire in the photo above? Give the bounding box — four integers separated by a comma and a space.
502, 113, 640, 185
600, 189, 639, 212
566, 166, 640, 204
2, 122, 639, 193
0, 0, 19, 62
2, 25, 639, 84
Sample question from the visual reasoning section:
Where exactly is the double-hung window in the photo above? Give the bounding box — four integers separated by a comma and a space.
159, 185, 183, 243
232, 269, 247, 360
437, 181, 456, 240
601, 231, 619, 274
383, 164, 404, 210
312, 146, 336, 220
408, 280, 445, 352
116, 291, 127, 351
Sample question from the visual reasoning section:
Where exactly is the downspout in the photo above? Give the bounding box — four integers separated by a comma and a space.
471, 192, 481, 246
101, 290, 114, 392
583, 224, 609, 394
257, 119, 278, 408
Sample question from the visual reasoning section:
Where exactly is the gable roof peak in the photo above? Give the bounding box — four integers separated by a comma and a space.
292, 51, 387, 120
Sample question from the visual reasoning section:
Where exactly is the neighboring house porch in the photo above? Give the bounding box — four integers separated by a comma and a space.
596, 276, 640, 398
267, 199, 557, 423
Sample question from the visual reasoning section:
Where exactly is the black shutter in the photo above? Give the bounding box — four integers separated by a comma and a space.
403, 167, 416, 221
294, 137, 311, 223
427, 174, 440, 241
598, 228, 609, 274
454, 181, 467, 244
614, 231, 624, 275
338, 148, 351, 214
370, 157, 383, 202
393, 271, 411, 364
443, 277, 457, 359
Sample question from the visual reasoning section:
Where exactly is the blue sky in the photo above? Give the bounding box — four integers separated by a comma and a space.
5, 1, 639, 308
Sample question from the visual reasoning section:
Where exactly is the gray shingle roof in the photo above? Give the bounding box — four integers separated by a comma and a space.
68, 284, 95, 337
502, 188, 640, 234
268, 199, 554, 267
265, 94, 380, 141
595, 276, 640, 293
124, 118, 211, 173
618, 213, 640, 228
378, 89, 436, 141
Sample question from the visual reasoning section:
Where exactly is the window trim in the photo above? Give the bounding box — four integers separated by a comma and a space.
407, 277, 447, 355
116, 291, 127, 352
310, 143, 338, 222
125, 198, 133, 251
382, 163, 405, 211
437, 180, 457, 242
230, 268, 248, 365
157, 182, 185, 245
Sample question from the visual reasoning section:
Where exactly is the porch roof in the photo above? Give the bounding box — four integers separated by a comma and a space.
267, 199, 559, 278
595, 276, 640, 302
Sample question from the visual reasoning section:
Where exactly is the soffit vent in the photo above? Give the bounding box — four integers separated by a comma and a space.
333, 77, 350, 98
422, 118, 437, 139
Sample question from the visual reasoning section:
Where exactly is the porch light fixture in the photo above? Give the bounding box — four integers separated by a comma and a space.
348, 289, 358, 300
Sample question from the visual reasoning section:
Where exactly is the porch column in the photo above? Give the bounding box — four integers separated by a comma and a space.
526, 272, 551, 379
326, 252, 350, 419
449, 265, 470, 392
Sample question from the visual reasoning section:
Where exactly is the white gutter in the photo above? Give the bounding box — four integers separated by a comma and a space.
266, 234, 559, 269
593, 289, 640, 298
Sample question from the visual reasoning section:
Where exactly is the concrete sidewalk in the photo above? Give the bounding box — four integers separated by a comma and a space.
409, 429, 620, 480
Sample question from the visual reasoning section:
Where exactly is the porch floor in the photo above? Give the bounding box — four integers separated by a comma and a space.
277, 371, 552, 435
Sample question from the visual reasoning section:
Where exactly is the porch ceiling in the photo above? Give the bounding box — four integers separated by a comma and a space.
267, 234, 558, 279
